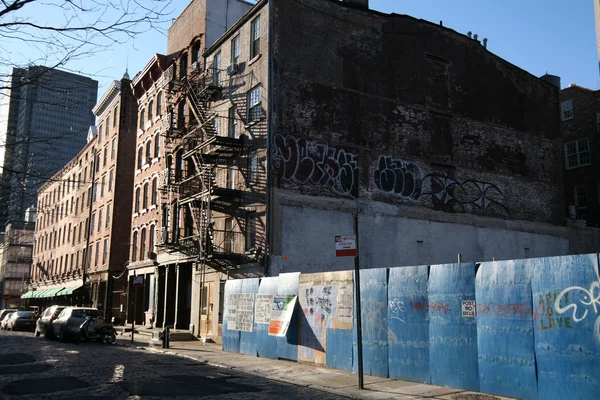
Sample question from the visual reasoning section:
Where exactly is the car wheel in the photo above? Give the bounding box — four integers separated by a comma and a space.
105, 333, 116, 344
35, 327, 41, 337
44, 328, 53, 340
59, 327, 66, 343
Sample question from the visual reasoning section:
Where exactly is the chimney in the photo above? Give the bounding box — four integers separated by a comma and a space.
483, 38, 488, 49
342, 0, 369, 9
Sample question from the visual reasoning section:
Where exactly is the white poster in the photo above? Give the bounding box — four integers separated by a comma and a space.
462, 300, 476, 318
302, 285, 338, 328
255, 294, 274, 324
227, 293, 255, 332
336, 284, 354, 325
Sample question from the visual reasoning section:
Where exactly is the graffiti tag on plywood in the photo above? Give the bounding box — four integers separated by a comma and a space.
272, 135, 359, 198
554, 269, 600, 344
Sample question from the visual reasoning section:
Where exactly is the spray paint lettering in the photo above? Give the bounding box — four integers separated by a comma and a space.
272, 135, 359, 198
373, 156, 422, 200
389, 298, 406, 323
422, 174, 507, 212
554, 270, 600, 343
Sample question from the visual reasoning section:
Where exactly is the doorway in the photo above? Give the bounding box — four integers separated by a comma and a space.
199, 281, 213, 338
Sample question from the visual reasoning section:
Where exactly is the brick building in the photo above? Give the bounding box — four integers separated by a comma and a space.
559, 85, 600, 226
131, 0, 598, 342
28, 74, 137, 320
0, 220, 34, 309
126, 0, 253, 332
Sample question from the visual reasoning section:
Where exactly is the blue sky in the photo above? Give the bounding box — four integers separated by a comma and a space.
4, 0, 599, 97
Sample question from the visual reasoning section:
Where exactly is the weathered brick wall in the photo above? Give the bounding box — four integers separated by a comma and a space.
560, 86, 600, 226
270, 0, 563, 225
167, 0, 207, 55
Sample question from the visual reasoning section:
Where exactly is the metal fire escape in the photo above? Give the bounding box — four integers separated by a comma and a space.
159, 62, 251, 268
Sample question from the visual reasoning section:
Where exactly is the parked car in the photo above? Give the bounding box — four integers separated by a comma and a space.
5, 311, 37, 331
0, 308, 17, 321
50, 307, 102, 342
35, 305, 65, 338
0, 312, 15, 330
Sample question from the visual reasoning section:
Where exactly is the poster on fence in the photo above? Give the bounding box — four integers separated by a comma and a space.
255, 294, 275, 324
268, 295, 297, 336
227, 293, 255, 332
302, 285, 338, 329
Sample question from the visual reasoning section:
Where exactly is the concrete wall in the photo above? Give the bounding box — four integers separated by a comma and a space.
277, 201, 568, 275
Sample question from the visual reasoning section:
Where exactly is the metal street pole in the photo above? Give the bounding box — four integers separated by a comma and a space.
354, 213, 364, 390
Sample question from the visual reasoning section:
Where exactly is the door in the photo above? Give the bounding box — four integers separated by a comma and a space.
199, 281, 213, 338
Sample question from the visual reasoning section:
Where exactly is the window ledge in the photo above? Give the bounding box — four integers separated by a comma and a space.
142, 163, 150, 171
137, 128, 144, 137
135, 169, 141, 176
248, 54, 261, 66
152, 157, 160, 164
149, 205, 157, 211
140, 209, 147, 215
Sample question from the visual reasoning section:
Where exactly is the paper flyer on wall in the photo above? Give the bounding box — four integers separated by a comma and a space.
268, 295, 297, 337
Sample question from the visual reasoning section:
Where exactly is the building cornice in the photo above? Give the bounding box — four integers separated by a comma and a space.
92, 80, 121, 116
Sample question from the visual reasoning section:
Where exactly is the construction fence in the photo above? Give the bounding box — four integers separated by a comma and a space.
222, 253, 600, 400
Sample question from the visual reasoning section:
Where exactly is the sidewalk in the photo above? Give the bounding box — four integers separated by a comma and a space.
115, 333, 515, 400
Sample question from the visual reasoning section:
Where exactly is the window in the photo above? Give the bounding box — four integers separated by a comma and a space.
250, 153, 259, 183
135, 187, 140, 213
245, 215, 256, 251
98, 124, 103, 142
156, 92, 163, 116
149, 225, 155, 254
143, 182, 149, 209
103, 146, 108, 166
137, 147, 143, 169
109, 169, 114, 192
228, 106, 237, 138
154, 133, 160, 158
103, 239, 108, 264
224, 218, 234, 253
101, 175, 106, 197
139, 109, 145, 129
111, 138, 116, 159
152, 177, 158, 205
145, 141, 152, 164
575, 185, 587, 207
95, 242, 100, 267
227, 167, 236, 189
106, 115, 110, 131
565, 138, 591, 169
106, 203, 111, 228
213, 52, 221, 86
247, 86, 262, 122
214, 115, 220, 135
140, 228, 147, 260
98, 208, 103, 232
561, 100, 573, 121
113, 107, 117, 127
231, 35, 240, 65
148, 100, 154, 121
93, 180, 98, 202
250, 17, 261, 59
90, 212, 96, 234
132, 231, 138, 262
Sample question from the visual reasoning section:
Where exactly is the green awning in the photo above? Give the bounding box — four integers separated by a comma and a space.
59, 285, 82, 296
43, 288, 65, 298
21, 291, 32, 299
32, 289, 49, 298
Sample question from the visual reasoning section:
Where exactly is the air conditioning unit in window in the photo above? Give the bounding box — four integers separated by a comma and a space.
226, 63, 240, 76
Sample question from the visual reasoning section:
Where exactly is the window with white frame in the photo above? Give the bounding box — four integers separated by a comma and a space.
213, 52, 221, 86
139, 109, 145, 129
561, 99, 573, 121
250, 17, 260, 59
575, 185, 587, 207
247, 85, 262, 123
231, 35, 240, 65
564, 138, 590, 169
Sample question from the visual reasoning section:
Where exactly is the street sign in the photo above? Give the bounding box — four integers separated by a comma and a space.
3, 294, 9, 301
133, 276, 144, 287
335, 235, 357, 257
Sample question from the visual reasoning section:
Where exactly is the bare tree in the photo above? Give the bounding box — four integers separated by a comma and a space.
0, 0, 173, 89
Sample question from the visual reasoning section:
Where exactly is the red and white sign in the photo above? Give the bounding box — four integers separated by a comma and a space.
335, 235, 357, 257
133, 276, 144, 287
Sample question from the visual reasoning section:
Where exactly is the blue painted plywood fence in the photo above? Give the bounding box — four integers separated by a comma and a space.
222, 254, 600, 400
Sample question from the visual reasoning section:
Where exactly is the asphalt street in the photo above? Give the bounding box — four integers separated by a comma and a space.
0, 330, 350, 400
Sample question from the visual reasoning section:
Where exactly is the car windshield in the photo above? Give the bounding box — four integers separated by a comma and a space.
16, 312, 35, 317
70, 309, 100, 318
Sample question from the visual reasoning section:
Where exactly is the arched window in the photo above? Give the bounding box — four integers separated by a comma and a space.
146, 140, 152, 163
140, 228, 147, 260
137, 147, 143, 169
132, 231, 138, 262
179, 52, 188, 78
156, 92, 163, 117
134, 187, 140, 213
149, 224, 155, 254
143, 182, 149, 209
139, 109, 145, 129
152, 177, 158, 205
154, 133, 160, 158
148, 100, 154, 121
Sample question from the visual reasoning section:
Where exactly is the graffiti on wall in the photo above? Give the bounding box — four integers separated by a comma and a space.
372, 155, 507, 212
272, 135, 359, 198
554, 269, 600, 344
373, 156, 422, 200
389, 298, 406, 323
